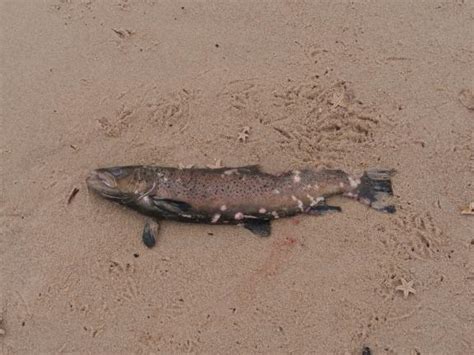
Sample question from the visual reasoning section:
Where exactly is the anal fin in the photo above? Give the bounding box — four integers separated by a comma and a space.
307, 204, 342, 215
243, 219, 271, 237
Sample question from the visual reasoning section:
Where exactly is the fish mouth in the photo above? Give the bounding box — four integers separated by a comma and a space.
86, 169, 123, 199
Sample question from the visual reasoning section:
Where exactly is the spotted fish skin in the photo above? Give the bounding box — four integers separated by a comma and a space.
86, 165, 395, 236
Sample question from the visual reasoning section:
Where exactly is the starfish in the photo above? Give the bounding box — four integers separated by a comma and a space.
461, 201, 474, 215
237, 126, 250, 143
237, 131, 249, 142
395, 278, 416, 298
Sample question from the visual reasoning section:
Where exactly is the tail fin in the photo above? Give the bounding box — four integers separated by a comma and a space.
353, 169, 396, 213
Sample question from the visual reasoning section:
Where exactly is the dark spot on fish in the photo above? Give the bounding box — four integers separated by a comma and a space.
142, 222, 156, 248
362, 346, 371, 355
133, 253, 139, 258
215, 43, 219, 48
208, 232, 214, 236
21, 321, 25, 327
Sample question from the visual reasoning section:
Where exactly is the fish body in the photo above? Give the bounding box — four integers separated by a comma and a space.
86, 165, 395, 237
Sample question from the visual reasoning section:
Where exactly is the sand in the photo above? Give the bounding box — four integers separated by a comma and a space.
1, 0, 473, 353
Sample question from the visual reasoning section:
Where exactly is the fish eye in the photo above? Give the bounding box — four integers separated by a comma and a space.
109, 168, 124, 177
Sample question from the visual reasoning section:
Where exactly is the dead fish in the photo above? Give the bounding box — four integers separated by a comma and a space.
86, 165, 396, 238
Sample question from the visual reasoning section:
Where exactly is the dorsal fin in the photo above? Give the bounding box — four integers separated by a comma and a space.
224, 165, 262, 174
206, 165, 263, 175
237, 165, 262, 173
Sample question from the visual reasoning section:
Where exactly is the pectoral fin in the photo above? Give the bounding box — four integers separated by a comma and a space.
243, 219, 272, 237
151, 197, 192, 216
142, 220, 160, 248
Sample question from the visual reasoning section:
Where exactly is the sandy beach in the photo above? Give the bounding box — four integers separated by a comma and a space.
1, 0, 473, 353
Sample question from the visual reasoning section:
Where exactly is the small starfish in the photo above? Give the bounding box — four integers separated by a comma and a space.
237, 132, 249, 142
237, 126, 250, 143
206, 159, 223, 169
461, 201, 474, 215
395, 278, 416, 299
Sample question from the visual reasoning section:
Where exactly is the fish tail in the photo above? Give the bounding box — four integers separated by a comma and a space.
348, 169, 396, 213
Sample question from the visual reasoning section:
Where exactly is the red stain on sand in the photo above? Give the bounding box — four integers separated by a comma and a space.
259, 237, 298, 277
282, 237, 297, 246
237, 235, 301, 304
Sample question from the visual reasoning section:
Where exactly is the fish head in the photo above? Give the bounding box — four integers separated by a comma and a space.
86, 166, 154, 202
